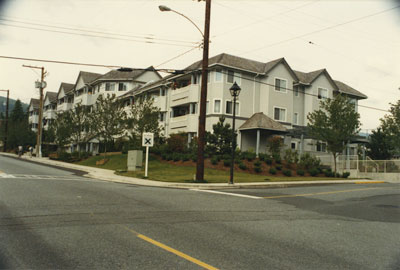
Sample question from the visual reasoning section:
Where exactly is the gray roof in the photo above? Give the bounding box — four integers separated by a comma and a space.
293, 69, 325, 84
29, 98, 40, 110
79, 71, 102, 84
61, 82, 75, 94
239, 112, 287, 132
334, 80, 368, 99
91, 67, 161, 84
185, 53, 290, 75
45, 91, 58, 103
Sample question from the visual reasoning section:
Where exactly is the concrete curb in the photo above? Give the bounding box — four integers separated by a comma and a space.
0, 152, 384, 189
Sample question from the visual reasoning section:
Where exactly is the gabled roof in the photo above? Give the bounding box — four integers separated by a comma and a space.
91, 66, 162, 84
239, 112, 287, 132
29, 98, 40, 110
59, 82, 75, 96
334, 80, 368, 99
74, 71, 102, 89
293, 68, 338, 91
44, 91, 58, 104
184, 53, 298, 80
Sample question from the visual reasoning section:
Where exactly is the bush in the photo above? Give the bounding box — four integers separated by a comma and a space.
182, 154, 189, 162
191, 154, 197, 162
223, 159, 230, 167
254, 166, 262, 173
335, 173, 342, 178
166, 133, 187, 153
309, 168, 319, 177
273, 154, 282, 164
284, 149, 299, 165
254, 160, 262, 167
267, 136, 284, 157
342, 172, 350, 178
299, 153, 321, 171
242, 151, 256, 161
269, 168, 277, 175
258, 153, 267, 161
239, 162, 247, 170
276, 165, 282, 171
58, 152, 72, 162
211, 157, 219, 165
296, 169, 305, 176
172, 153, 181, 162
265, 157, 273, 165
166, 154, 173, 161
283, 169, 292, 176
325, 171, 334, 177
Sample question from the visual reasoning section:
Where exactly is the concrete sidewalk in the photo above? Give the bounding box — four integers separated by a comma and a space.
1, 152, 383, 189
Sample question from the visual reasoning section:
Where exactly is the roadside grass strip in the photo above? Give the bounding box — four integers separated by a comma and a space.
121, 225, 219, 270
190, 189, 263, 199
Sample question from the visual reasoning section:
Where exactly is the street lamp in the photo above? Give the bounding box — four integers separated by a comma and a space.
159, 1, 211, 182
229, 82, 241, 184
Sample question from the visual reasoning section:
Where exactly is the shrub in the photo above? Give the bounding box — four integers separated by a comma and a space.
239, 162, 247, 170
299, 153, 321, 171
335, 173, 342, 178
325, 171, 334, 177
273, 154, 282, 164
258, 153, 266, 161
269, 168, 277, 175
276, 165, 282, 171
211, 157, 219, 165
161, 153, 167, 160
309, 168, 319, 177
172, 153, 181, 162
283, 169, 292, 176
182, 154, 189, 162
267, 136, 284, 157
191, 154, 197, 162
254, 160, 262, 167
223, 159, 230, 167
265, 157, 273, 165
254, 166, 262, 173
58, 152, 72, 162
296, 169, 305, 176
166, 154, 173, 161
342, 172, 350, 178
166, 133, 187, 153
242, 151, 256, 161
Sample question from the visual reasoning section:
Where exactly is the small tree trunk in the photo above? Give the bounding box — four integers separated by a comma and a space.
103, 141, 107, 161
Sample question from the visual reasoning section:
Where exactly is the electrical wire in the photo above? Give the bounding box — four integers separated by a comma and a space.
240, 4, 400, 55
0, 22, 199, 48
155, 45, 202, 68
0, 17, 199, 45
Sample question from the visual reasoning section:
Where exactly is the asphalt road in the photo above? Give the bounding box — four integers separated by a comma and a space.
0, 155, 399, 269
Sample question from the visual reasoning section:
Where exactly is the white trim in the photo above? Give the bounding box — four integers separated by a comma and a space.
274, 77, 287, 93
227, 70, 241, 85
273, 106, 287, 122
317, 87, 328, 100
225, 100, 240, 116
190, 189, 262, 199
213, 98, 222, 114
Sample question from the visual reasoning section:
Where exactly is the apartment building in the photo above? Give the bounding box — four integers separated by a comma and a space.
124, 53, 367, 157
28, 98, 40, 132
56, 82, 75, 112
43, 91, 57, 131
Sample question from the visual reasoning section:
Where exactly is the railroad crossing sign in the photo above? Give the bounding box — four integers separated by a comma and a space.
142, 132, 154, 147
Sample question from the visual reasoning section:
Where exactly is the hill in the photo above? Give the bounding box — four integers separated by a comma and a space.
0, 96, 29, 114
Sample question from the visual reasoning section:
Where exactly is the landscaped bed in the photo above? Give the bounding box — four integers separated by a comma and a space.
75, 153, 351, 183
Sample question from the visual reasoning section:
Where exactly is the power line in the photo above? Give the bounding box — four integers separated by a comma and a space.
241, 4, 400, 55
0, 54, 390, 112
0, 17, 199, 45
155, 45, 201, 68
0, 22, 199, 48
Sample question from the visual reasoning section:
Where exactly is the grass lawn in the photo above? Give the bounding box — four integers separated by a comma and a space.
76, 153, 351, 183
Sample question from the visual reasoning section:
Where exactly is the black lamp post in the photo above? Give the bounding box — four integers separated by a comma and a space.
229, 82, 241, 184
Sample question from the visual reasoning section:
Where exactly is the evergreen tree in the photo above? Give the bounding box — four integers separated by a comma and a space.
205, 116, 233, 156
7, 100, 35, 150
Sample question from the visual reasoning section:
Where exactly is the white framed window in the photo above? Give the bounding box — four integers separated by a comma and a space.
227, 70, 241, 85
316, 142, 327, 152
225, 100, 240, 115
293, 112, 299, 125
318, 88, 328, 100
213, 99, 221, 113
105, 82, 115, 91
215, 68, 222, 82
273, 107, 286, 122
274, 78, 287, 93
118, 83, 127, 91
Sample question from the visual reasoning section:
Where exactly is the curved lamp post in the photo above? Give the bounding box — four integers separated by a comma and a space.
229, 82, 241, 184
159, 2, 211, 182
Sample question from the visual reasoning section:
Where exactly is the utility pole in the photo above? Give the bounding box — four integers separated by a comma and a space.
195, 0, 211, 182
0, 89, 9, 152
23, 65, 46, 157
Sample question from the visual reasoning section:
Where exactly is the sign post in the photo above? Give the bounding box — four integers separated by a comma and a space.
142, 132, 154, 178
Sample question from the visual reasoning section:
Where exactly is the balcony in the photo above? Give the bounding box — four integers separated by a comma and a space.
169, 114, 198, 133
44, 109, 57, 119
170, 84, 199, 107
57, 102, 73, 112
152, 96, 167, 111
29, 115, 39, 124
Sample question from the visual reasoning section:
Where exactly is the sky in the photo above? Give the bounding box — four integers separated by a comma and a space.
0, 0, 399, 133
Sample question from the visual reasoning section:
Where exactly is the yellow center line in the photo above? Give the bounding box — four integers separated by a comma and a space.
121, 225, 219, 270
263, 187, 381, 199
